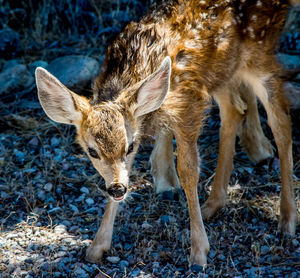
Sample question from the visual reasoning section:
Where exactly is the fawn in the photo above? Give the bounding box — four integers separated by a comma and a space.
35, 0, 298, 266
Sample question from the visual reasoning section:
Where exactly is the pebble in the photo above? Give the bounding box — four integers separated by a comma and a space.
260, 245, 270, 255
80, 187, 90, 194
1, 192, 9, 198
190, 264, 205, 273
70, 204, 79, 213
217, 254, 226, 261
119, 260, 129, 269
44, 183, 53, 192
130, 268, 140, 277
47, 207, 62, 214
39, 262, 50, 272
124, 242, 133, 251
0, 64, 34, 96
292, 239, 299, 246
28, 137, 39, 146
37, 190, 46, 201
54, 225, 67, 234
85, 197, 95, 206
106, 256, 120, 264
160, 215, 170, 224
73, 267, 89, 278
75, 194, 85, 202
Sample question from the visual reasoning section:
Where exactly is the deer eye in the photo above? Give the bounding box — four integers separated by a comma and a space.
88, 147, 100, 159
127, 142, 134, 155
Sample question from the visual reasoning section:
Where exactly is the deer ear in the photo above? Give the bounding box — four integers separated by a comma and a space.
134, 57, 171, 118
35, 67, 90, 125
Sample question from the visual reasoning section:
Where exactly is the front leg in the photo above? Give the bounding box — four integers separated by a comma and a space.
86, 200, 119, 263
175, 133, 209, 266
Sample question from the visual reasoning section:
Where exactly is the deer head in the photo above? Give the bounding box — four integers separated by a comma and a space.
35, 57, 171, 201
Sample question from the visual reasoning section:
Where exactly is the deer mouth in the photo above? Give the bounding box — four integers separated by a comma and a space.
113, 195, 125, 202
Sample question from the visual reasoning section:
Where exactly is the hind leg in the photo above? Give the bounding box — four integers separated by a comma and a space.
243, 72, 296, 234
202, 88, 244, 220
150, 129, 180, 194
237, 83, 274, 163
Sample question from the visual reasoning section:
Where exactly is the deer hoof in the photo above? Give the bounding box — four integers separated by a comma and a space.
201, 197, 225, 220
278, 212, 297, 236
190, 248, 208, 266
85, 245, 106, 264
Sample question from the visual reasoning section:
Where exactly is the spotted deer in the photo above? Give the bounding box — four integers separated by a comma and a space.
35, 0, 298, 266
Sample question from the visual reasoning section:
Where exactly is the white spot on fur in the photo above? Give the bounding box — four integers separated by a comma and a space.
184, 40, 202, 49
251, 14, 257, 21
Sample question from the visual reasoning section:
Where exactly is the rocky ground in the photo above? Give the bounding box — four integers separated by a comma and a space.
0, 1, 300, 278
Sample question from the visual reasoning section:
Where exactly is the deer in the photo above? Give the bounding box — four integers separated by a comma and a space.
35, 0, 298, 266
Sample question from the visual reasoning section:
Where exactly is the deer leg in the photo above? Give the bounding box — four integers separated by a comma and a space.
249, 76, 296, 235
175, 131, 209, 266
237, 83, 273, 163
150, 129, 180, 194
86, 200, 119, 263
202, 90, 244, 220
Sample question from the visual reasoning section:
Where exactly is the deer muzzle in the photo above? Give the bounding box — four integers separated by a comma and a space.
107, 182, 127, 201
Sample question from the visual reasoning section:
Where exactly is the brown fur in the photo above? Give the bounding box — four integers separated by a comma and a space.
36, 0, 298, 266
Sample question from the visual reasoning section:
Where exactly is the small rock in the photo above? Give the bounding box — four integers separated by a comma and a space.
160, 215, 170, 224
130, 268, 140, 277
46, 55, 100, 91
190, 264, 204, 273
152, 262, 160, 268
24, 258, 34, 264
75, 194, 85, 202
119, 260, 129, 269
13, 149, 25, 162
37, 190, 46, 201
1, 192, 9, 198
28, 137, 39, 146
124, 242, 133, 251
209, 249, 216, 259
272, 158, 280, 171
260, 245, 270, 255
0, 64, 34, 96
73, 267, 89, 278
217, 254, 226, 261
85, 198, 94, 206
44, 182, 53, 192
56, 251, 67, 257
61, 220, 71, 228
106, 256, 120, 264
70, 204, 79, 213
50, 137, 60, 147
292, 239, 299, 247
39, 262, 50, 272
54, 224, 67, 234
80, 187, 90, 194
48, 207, 62, 214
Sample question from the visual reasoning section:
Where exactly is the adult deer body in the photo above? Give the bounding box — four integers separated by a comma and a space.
36, 0, 298, 266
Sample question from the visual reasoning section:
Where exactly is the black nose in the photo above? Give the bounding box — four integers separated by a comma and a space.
107, 183, 127, 198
